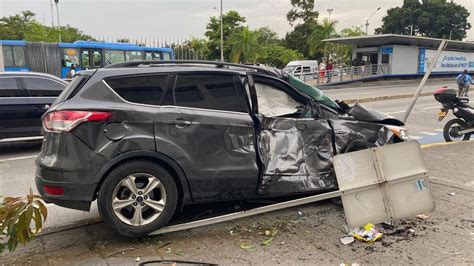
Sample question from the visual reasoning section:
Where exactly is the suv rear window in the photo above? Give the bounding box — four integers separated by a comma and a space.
173, 74, 248, 113
106, 75, 168, 106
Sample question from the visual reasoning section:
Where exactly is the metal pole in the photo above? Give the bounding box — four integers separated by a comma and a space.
365, 19, 369, 34
49, 0, 55, 27
55, 0, 61, 42
402, 39, 447, 122
220, 0, 224, 61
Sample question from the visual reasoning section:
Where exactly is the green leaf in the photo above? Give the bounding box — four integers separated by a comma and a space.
38, 201, 48, 221
262, 237, 274, 246
33, 208, 42, 233
239, 242, 256, 251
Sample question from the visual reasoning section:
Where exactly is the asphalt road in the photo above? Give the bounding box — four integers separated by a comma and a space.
0, 81, 470, 233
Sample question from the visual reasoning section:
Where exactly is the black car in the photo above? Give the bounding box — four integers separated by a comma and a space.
0, 72, 67, 141
36, 61, 408, 237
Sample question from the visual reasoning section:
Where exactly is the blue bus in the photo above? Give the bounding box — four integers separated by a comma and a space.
1, 40, 174, 79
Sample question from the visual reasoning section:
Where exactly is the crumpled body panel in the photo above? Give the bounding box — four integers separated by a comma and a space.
258, 117, 337, 195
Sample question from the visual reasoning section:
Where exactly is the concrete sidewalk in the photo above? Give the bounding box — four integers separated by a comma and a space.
2, 141, 473, 265
320, 79, 465, 104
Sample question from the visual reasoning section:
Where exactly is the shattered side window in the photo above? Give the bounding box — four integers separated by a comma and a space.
254, 82, 301, 117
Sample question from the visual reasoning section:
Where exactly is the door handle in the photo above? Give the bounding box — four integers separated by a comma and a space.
167, 120, 192, 128
36, 104, 50, 111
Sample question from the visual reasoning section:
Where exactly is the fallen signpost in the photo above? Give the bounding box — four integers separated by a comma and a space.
150, 141, 435, 236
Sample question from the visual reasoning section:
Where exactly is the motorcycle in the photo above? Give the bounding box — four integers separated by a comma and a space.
434, 87, 474, 142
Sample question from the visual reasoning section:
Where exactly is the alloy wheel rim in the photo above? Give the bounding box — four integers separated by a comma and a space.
448, 124, 465, 141
111, 173, 167, 226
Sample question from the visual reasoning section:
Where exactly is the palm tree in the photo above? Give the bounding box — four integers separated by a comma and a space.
228, 26, 261, 64
340, 26, 366, 37
184, 37, 209, 60
308, 18, 339, 58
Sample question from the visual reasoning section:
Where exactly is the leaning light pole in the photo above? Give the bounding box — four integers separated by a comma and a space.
365, 7, 381, 34
54, 0, 62, 42
219, 0, 224, 61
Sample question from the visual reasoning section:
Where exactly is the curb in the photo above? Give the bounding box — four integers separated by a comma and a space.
343, 91, 435, 104
420, 140, 473, 149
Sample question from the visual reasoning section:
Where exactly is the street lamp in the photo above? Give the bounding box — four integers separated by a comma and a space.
327, 8, 333, 21
213, 0, 224, 62
54, 0, 61, 42
365, 7, 381, 35
49, 0, 55, 27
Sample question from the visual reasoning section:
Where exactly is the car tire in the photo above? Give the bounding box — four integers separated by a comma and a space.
97, 160, 178, 237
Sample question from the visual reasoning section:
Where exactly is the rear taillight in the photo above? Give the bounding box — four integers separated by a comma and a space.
43, 185, 65, 195
43, 111, 112, 132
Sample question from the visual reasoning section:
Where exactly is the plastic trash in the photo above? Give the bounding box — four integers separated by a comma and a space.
351, 223, 383, 242
340, 235, 355, 245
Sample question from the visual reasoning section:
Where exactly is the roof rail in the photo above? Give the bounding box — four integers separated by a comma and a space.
104, 60, 282, 77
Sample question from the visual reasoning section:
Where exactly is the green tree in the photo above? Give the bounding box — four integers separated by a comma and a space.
336, 26, 367, 63
255, 26, 281, 46
184, 37, 209, 60
0, 10, 94, 42
205, 10, 246, 60
260, 44, 303, 68
375, 0, 471, 40
284, 0, 319, 58
228, 26, 261, 64
308, 18, 339, 58
287, 0, 319, 26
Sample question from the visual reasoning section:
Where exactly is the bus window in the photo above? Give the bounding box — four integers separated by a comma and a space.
92, 51, 101, 67
12, 47, 25, 66
61, 48, 79, 67
2, 46, 14, 67
104, 50, 125, 65
81, 50, 90, 68
145, 52, 161, 60
2, 46, 25, 67
125, 51, 142, 61
163, 52, 171, 60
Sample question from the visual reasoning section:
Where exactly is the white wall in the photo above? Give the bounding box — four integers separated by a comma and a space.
390, 45, 419, 75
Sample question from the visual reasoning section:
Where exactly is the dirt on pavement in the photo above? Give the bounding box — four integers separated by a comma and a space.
2, 142, 473, 265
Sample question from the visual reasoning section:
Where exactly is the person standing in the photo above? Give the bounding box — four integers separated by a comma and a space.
326, 60, 333, 83
456, 69, 472, 97
319, 60, 327, 82
66, 64, 76, 79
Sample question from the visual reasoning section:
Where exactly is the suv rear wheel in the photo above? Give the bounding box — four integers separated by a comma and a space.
97, 160, 178, 237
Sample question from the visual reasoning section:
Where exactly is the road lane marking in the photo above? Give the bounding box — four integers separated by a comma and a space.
435, 129, 443, 132
420, 131, 438, 136
409, 135, 423, 140
422, 106, 441, 110
0, 155, 37, 163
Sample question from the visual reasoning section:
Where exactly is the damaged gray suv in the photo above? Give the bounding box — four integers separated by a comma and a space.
36, 61, 408, 237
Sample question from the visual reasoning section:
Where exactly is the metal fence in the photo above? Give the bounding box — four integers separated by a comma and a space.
285, 64, 389, 85
95, 36, 207, 60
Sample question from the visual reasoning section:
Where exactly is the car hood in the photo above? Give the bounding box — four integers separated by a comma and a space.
347, 103, 405, 126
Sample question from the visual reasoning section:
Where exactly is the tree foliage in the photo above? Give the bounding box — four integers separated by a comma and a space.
0, 190, 48, 253
0, 10, 94, 42
308, 18, 339, 57
375, 0, 471, 40
285, 20, 318, 59
205, 10, 246, 61
286, 0, 319, 26
228, 26, 261, 64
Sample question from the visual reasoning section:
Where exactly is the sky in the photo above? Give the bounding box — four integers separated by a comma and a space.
1, 0, 473, 41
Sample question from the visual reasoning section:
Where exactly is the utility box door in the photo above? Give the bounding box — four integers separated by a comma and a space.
333, 141, 435, 227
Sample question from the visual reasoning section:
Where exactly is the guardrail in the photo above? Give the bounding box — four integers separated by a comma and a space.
287, 64, 389, 85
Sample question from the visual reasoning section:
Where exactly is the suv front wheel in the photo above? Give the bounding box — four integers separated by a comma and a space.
97, 160, 178, 237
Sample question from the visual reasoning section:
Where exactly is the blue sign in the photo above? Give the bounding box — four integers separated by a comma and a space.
380, 47, 393, 54
418, 48, 426, 73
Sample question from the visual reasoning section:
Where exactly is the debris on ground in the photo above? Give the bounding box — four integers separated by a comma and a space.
134, 257, 141, 262
351, 223, 383, 242
415, 214, 430, 220
239, 242, 256, 251
449, 192, 456, 196
340, 236, 355, 245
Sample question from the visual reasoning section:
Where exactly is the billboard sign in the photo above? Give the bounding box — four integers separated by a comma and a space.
418, 48, 474, 73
